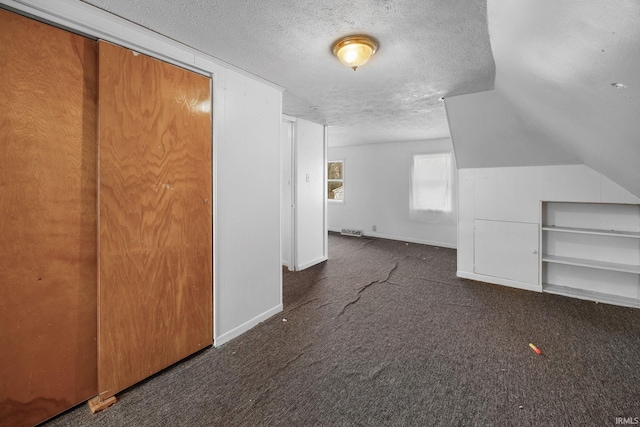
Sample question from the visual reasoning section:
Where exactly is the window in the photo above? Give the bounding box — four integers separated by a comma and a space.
411, 153, 452, 212
327, 160, 344, 201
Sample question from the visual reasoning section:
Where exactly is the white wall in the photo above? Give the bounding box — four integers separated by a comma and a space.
294, 118, 327, 270
447, 1, 640, 197
458, 164, 640, 289
215, 71, 283, 344
328, 138, 457, 248
486, 0, 640, 198
3, 0, 285, 347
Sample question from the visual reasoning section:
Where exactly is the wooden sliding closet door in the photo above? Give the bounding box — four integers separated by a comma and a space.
0, 10, 98, 427
97, 41, 213, 400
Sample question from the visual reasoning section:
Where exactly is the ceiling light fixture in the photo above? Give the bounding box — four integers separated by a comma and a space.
332, 35, 378, 71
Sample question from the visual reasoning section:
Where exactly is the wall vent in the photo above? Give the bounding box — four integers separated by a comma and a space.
340, 228, 363, 237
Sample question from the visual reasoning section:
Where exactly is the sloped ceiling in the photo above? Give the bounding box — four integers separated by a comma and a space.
446, 89, 580, 168
447, 0, 640, 197
79, 0, 495, 147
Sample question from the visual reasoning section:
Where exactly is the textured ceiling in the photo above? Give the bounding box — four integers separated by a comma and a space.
80, 0, 495, 146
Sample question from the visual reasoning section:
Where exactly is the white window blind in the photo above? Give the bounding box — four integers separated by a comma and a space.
410, 152, 455, 224
411, 153, 452, 212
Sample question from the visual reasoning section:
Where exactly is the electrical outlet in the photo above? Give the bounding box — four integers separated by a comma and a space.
372, 225, 377, 232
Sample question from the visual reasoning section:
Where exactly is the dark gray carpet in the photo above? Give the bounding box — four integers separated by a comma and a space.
44, 233, 640, 426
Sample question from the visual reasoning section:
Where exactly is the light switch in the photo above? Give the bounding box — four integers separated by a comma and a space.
306, 173, 310, 183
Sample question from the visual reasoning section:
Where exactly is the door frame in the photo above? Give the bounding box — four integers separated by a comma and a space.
282, 114, 297, 271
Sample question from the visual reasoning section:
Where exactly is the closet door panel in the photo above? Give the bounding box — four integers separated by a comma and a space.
97, 41, 213, 399
0, 10, 98, 427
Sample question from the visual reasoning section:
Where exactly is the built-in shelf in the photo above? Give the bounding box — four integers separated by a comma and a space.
542, 254, 640, 275
540, 202, 640, 309
542, 225, 640, 239
543, 284, 640, 309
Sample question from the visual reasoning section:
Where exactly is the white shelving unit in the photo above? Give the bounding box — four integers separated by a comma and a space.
540, 202, 640, 308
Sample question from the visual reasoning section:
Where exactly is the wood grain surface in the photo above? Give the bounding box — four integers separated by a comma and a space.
0, 9, 98, 427
97, 41, 213, 400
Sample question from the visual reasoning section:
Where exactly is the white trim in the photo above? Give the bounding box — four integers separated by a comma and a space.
211, 72, 223, 345
277, 103, 284, 320
456, 271, 543, 293
328, 228, 457, 249
297, 256, 328, 271
456, 168, 462, 260
323, 126, 329, 260
209, 76, 217, 345
280, 115, 296, 270
214, 304, 283, 347
327, 159, 344, 203
291, 120, 299, 271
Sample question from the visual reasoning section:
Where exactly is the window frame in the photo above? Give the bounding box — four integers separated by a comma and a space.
327, 159, 344, 204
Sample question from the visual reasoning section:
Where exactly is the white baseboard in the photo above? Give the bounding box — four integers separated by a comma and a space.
281, 261, 292, 270
214, 303, 283, 347
456, 271, 542, 293
296, 256, 328, 271
328, 227, 456, 249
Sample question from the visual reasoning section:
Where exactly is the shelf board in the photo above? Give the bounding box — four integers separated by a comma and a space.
541, 225, 640, 238
542, 254, 640, 274
543, 283, 640, 309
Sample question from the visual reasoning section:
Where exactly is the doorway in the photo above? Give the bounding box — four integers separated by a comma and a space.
281, 116, 296, 270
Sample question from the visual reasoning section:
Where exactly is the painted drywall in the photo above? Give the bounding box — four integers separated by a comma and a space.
1, 0, 285, 347
488, 0, 640, 198
446, 90, 580, 168
215, 71, 283, 343
448, 0, 640, 197
458, 164, 640, 289
295, 118, 327, 270
328, 138, 457, 248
